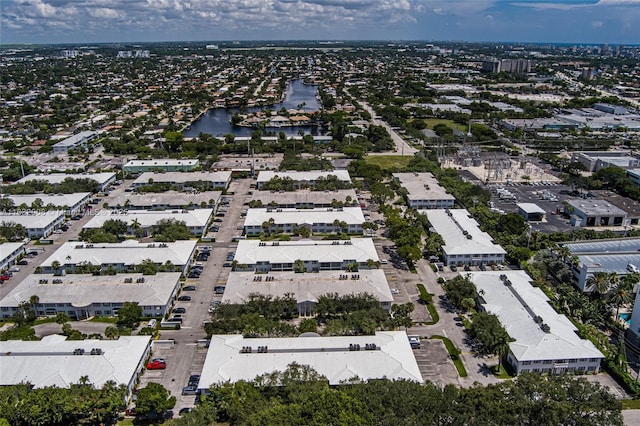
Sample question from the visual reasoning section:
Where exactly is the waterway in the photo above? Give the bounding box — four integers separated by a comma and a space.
184, 80, 323, 138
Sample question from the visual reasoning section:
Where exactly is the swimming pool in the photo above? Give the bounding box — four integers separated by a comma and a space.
620, 312, 632, 325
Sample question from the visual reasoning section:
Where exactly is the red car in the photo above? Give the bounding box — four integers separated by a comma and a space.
0, 274, 10, 281
146, 360, 166, 370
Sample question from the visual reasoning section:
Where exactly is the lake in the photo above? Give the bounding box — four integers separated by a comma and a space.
184, 79, 323, 138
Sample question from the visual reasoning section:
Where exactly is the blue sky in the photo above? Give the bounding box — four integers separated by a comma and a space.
1, 0, 639, 45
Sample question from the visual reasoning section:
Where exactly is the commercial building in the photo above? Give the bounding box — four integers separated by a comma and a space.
482, 59, 532, 74
243, 207, 365, 236
106, 191, 221, 210
15, 172, 116, 192
52, 131, 98, 154
256, 170, 351, 190
223, 269, 393, 315
0, 211, 65, 238
233, 238, 379, 272
130, 171, 231, 190
571, 151, 640, 173
517, 203, 546, 222
0, 242, 25, 271
250, 189, 359, 209
393, 172, 455, 210
198, 331, 423, 390
469, 270, 604, 375
0, 335, 151, 398
6, 193, 92, 216
123, 159, 200, 174
39, 240, 197, 274
564, 199, 627, 228
0, 272, 181, 320
561, 238, 640, 291
422, 209, 506, 266
83, 209, 213, 237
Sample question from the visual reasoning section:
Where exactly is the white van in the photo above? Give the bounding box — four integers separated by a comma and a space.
147, 319, 157, 329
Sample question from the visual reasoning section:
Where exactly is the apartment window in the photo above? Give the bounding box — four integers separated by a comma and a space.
543, 360, 553, 364
95, 310, 102, 315
522, 361, 532, 365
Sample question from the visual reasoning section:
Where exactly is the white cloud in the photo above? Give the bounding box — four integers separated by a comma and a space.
592, 20, 604, 26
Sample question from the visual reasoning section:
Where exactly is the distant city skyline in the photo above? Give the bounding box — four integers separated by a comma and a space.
1, 0, 639, 45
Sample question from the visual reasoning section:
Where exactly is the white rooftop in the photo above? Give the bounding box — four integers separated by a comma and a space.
0, 335, 151, 389
517, 203, 546, 214
0, 272, 181, 308
0, 242, 25, 260
223, 269, 393, 305
257, 170, 351, 184
132, 171, 231, 185
234, 238, 379, 265
0, 211, 65, 229
244, 207, 365, 227
83, 209, 213, 230
15, 172, 116, 186
422, 209, 506, 256
6, 193, 91, 208
125, 159, 199, 167
199, 331, 423, 387
468, 270, 603, 363
53, 131, 97, 148
393, 172, 455, 202
107, 191, 221, 208
40, 240, 197, 268
251, 189, 358, 206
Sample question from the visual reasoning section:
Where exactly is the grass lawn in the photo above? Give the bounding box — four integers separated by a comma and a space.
421, 118, 467, 132
621, 400, 640, 409
490, 364, 513, 379
88, 316, 118, 323
365, 155, 412, 170
431, 335, 468, 377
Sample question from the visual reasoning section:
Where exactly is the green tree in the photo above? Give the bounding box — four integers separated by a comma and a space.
116, 302, 142, 328
135, 382, 176, 418
468, 311, 512, 356
443, 275, 477, 311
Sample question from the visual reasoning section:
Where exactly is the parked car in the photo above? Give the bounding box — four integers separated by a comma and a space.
450, 266, 458, 272
177, 295, 192, 301
183, 285, 196, 291
9, 267, 20, 272
0, 274, 11, 281
125, 407, 136, 416
214, 286, 225, 294
17, 259, 28, 265
173, 307, 186, 314
182, 386, 198, 396
408, 335, 421, 349
179, 408, 192, 415
146, 360, 166, 370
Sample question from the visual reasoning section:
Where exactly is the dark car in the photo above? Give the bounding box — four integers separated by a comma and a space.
173, 307, 186, 314
189, 374, 201, 384
182, 385, 198, 396
177, 295, 191, 301
214, 286, 225, 294
179, 407, 192, 415
183, 285, 196, 291
17, 259, 29, 265
188, 272, 201, 278
450, 266, 458, 272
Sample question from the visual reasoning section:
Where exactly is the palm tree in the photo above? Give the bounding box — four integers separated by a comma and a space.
610, 284, 633, 322
586, 271, 610, 296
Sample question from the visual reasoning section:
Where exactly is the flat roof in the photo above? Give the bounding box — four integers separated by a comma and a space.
0, 211, 65, 228
565, 199, 627, 216
40, 240, 197, 268
124, 159, 199, 167
244, 207, 365, 227
234, 238, 379, 264
392, 173, 455, 202
83, 209, 213, 229
223, 269, 393, 305
0, 272, 181, 308
576, 253, 640, 273
199, 331, 423, 387
563, 238, 640, 255
54, 131, 97, 148
0, 335, 151, 389
422, 209, 506, 256
107, 191, 222, 208
517, 203, 546, 214
468, 271, 603, 362
15, 172, 116, 186
257, 170, 351, 184
132, 171, 232, 185
6, 193, 91, 208
251, 189, 358, 205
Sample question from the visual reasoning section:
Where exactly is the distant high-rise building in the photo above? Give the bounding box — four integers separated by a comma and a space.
580, 67, 595, 81
482, 58, 531, 74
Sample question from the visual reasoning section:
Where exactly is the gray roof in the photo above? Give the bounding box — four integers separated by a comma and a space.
6, 193, 91, 208
83, 209, 213, 230
244, 207, 364, 227
517, 203, 546, 214
393, 173, 455, 202
0, 335, 150, 388
53, 131, 96, 148
223, 269, 393, 305
132, 171, 231, 185
0, 211, 65, 229
0, 273, 181, 308
257, 170, 351, 184
566, 199, 627, 216
564, 238, 640, 255
251, 189, 358, 206
198, 331, 423, 387
15, 173, 116, 186
125, 159, 199, 168
107, 191, 221, 208
469, 271, 603, 363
